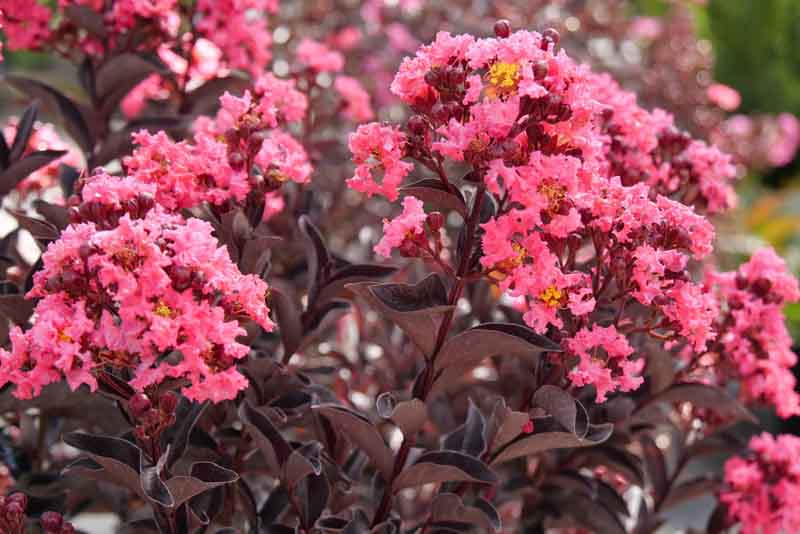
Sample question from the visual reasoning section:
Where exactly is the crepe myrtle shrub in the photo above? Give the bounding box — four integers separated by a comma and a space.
0, 5, 797, 534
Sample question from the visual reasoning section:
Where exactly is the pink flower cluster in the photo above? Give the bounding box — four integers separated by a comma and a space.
705, 248, 800, 418
348, 123, 412, 201
0, 208, 274, 403
348, 27, 791, 406
0, 0, 277, 75
121, 74, 311, 215
567, 325, 643, 402
721, 433, 800, 534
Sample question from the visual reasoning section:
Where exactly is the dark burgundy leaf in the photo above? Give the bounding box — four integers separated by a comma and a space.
240, 236, 280, 277
141, 463, 174, 507
163, 399, 208, 469
532, 386, 587, 437
706, 502, 730, 534
59, 164, 80, 196
553, 492, 626, 534
299, 215, 331, 304
259, 486, 289, 525
429, 493, 500, 533
8, 209, 60, 246
165, 462, 238, 508
270, 288, 304, 360
347, 275, 453, 357
386, 398, 427, 437
0, 150, 67, 196
399, 178, 468, 218
461, 399, 487, 457
0, 294, 35, 325
5, 77, 93, 152
95, 370, 135, 401
473, 498, 502, 531
9, 101, 39, 162
0, 126, 9, 168
62, 432, 145, 497
392, 450, 497, 492
640, 434, 668, 498
295, 472, 329, 530
314, 404, 394, 481
315, 264, 397, 305
577, 446, 645, 487
283, 443, 323, 489
95, 53, 165, 100
491, 423, 614, 465
33, 200, 70, 231
432, 323, 561, 394
239, 402, 292, 473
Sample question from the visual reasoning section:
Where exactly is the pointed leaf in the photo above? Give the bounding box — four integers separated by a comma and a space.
165, 462, 238, 508
0, 294, 35, 325
5, 77, 93, 151
392, 451, 497, 492
163, 399, 208, 469
491, 424, 613, 465
0, 150, 67, 195
314, 404, 394, 481
347, 275, 453, 357
432, 323, 561, 394
10, 101, 39, 162
239, 402, 292, 473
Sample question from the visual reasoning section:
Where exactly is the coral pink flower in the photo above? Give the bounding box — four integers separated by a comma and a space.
721, 433, 800, 534
567, 325, 643, 402
0, 210, 274, 402
347, 123, 412, 201
335, 76, 375, 123
374, 196, 426, 258
296, 38, 344, 73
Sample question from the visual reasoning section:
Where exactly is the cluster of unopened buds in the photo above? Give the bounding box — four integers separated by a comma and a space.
0, 493, 74, 534
128, 392, 178, 446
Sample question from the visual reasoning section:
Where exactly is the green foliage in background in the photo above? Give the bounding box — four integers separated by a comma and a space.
708, 0, 800, 116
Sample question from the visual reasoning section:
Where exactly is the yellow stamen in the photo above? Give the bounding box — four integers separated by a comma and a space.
539, 285, 565, 308
154, 301, 173, 318
488, 62, 520, 91
57, 331, 73, 343
538, 181, 567, 212
488, 243, 527, 281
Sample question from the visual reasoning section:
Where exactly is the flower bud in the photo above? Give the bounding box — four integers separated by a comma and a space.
541, 28, 560, 49
128, 393, 152, 418
426, 211, 445, 231
494, 19, 511, 38
228, 152, 246, 171
7, 492, 27, 510
41, 511, 64, 532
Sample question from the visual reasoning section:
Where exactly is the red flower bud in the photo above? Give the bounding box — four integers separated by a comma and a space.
128, 393, 152, 418
494, 19, 511, 38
